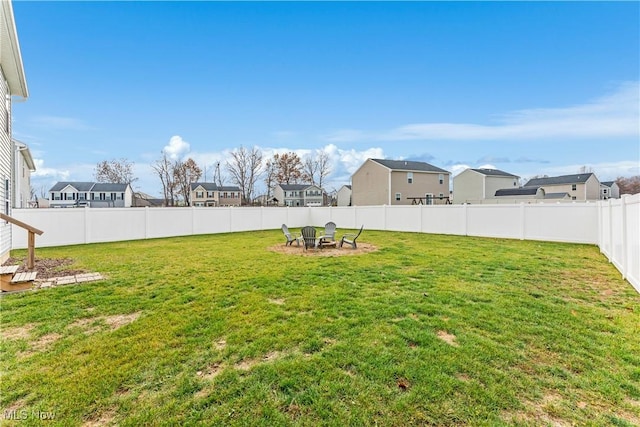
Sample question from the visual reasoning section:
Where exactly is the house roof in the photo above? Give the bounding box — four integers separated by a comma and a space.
601, 181, 616, 187
471, 168, 519, 178
279, 184, 316, 191
524, 173, 596, 187
495, 187, 540, 197
50, 182, 96, 192
218, 186, 241, 192
50, 182, 130, 192
93, 183, 130, 192
370, 159, 449, 174
0, 1, 28, 98
191, 182, 218, 191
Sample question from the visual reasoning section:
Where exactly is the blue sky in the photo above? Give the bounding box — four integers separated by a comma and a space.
11, 1, 640, 197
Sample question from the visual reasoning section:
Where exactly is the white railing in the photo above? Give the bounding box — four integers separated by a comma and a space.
10, 194, 639, 292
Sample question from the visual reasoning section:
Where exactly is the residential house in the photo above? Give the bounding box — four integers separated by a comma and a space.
351, 159, 450, 206
453, 168, 520, 204
132, 192, 166, 207
273, 184, 324, 207
523, 173, 601, 201
600, 181, 620, 200
189, 182, 242, 207
12, 139, 35, 208
336, 184, 352, 207
1, 0, 29, 263
49, 182, 133, 208
494, 187, 545, 201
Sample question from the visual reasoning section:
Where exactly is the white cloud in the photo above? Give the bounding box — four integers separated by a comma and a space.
31, 158, 70, 180
323, 81, 640, 142
163, 135, 191, 160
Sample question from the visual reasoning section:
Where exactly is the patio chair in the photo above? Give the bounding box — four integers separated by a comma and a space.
317, 221, 337, 249
339, 225, 364, 249
299, 226, 317, 251
281, 224, 299, 246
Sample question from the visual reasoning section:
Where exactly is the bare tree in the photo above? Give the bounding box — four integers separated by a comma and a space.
94, 158, 138, 185
174, 158, 202, 206
303, 155, 319, 185
316, 150, 332, 190
214, 161, 225, 187
226, 146, 263, 204
263, 158, 278, 199
151, 152, 176, 206
272, 152, 304, 185
616, 175, 640, 195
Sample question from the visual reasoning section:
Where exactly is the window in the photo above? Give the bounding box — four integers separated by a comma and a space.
395, 192, 401, 201
603, 189, 608, 194
207, 191, 214, 198
407, 172, 413, 184
110, 193, 117, 200
4, 178, 9, 215
196, 191, 204, 198
571, 184, 577, 191
99, 193, 106, 201
425, 193, 433, 205
439, 174, 444, 185
571, 196, 576, 200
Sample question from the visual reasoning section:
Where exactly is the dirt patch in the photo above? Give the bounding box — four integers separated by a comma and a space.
2, 398, 27, 413
267, 242, 377, 257
214, 339, 227, 351
503, 392, 571, 427
33, 332, 62, 351
198, 363, 224, 381
103, 313, 141, 331
68, 318, 103, 335
83, 407, 117, 427
1, 323, 36, 341
268, 298, 285, 305
437, 330, 459, 347
4, 257, 87, 280
235, 351, 284, 371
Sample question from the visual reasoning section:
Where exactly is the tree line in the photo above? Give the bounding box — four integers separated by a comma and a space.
93, 147, 332, 206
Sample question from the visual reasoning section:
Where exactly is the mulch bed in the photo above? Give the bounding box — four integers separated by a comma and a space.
3, 257, 88, 280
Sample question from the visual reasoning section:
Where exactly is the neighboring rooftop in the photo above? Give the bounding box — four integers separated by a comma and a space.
371, 159, 449, 174
524, 173, 596, 187
495, 187, 540, 197
471, 168, 519, 178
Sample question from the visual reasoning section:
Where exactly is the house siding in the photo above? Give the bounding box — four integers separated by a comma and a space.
336, 186, 351, 206
1, 74, 11, 262
389, 170, 448, 205
352, 161, 389, 205
485, 176, 518, 199
453, 169, 519, 204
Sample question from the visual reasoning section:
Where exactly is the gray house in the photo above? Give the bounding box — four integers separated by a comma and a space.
600, 181, 620, 200
274, 184, 324, 207
453, 168, 520, 204
49, 182, 133, 207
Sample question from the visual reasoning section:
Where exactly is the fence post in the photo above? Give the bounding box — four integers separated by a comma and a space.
463, 203, 468, 236
145, 206, 149, 239
520, 203, 526, 240
84, 206, 89, 244
621, 195, 628, 280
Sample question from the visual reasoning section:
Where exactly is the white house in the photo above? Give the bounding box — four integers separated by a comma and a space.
190, 182, 242, 207
453, 168, 520, 204
600, 181, 620, 200
274, 184, 324, 207
336, 185, 351, 207
12, 139, 36, 208
1, 0, 29, 263
49, 182, 134, 208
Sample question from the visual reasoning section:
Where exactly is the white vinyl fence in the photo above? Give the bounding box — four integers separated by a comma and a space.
8, 194, 639, 292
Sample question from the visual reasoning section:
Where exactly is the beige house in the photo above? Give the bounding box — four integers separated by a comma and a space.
453, 168, 520, 204
12, 139, 36, 208
273, 184, 324, 207
351, 159, 450, 206
1, 0, 29, 263
336, 185, 351, 207
524, 173, 601, 201
190, 182, 242, 207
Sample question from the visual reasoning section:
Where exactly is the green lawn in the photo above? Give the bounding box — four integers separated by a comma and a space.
1, 230, 638, 426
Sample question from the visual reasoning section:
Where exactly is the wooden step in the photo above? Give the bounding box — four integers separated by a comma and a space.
0, 268, 36, 292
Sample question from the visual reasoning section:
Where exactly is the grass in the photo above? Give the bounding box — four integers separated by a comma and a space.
0, 230, 638, 426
